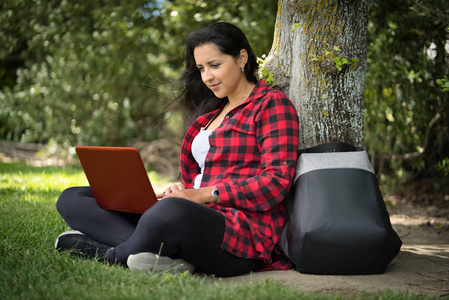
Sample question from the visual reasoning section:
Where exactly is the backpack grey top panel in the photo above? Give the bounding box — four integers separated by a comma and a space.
294, 151, 375, 182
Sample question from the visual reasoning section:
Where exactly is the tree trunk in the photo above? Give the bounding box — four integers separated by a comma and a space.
262, 0, 370, 149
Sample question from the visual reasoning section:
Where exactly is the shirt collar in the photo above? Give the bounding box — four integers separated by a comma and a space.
195, 79, 268, 129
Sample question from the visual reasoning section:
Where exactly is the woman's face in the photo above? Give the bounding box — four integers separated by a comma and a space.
193, 43, 247, 100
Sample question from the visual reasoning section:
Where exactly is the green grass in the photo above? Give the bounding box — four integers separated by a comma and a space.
0, 161, 434, 300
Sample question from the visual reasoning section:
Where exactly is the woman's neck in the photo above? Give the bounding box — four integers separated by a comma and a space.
227, 82, 255, 107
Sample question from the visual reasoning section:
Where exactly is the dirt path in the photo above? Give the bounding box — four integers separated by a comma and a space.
223, 198, 449, 298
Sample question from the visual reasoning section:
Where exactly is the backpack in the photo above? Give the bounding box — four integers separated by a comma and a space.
279, 142, 402, 274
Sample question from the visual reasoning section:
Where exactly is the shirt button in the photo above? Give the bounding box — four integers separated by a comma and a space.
283, 162, 287, 165
225, 116, 230, 119
209, 132, 214, 137
206, 159, 210, 163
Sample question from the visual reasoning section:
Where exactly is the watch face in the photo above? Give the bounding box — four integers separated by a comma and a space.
212, 189, 219, 197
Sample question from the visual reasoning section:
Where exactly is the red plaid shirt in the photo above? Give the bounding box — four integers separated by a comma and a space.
180, 80, 299, 270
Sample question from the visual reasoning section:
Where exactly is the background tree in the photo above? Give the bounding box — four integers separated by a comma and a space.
262, 0, 448, 193
262, 0, 370, 149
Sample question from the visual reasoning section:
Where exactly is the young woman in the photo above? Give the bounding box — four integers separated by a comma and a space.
55, 22, 299, 277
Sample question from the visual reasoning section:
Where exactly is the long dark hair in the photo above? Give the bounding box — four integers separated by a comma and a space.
172, 22, 258, 134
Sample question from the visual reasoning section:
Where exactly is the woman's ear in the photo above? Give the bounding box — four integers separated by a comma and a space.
239, 49, 249, 68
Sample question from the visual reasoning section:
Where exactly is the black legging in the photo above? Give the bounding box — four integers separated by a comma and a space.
56, 186, 264, 277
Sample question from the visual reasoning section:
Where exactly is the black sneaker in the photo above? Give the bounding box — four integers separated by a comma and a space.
55, 230, 110, 260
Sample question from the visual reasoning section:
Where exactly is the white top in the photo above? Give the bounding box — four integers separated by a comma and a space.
191, 127, 212, 189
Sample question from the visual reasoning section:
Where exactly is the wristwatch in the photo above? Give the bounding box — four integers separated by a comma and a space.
212, 185, 219, 203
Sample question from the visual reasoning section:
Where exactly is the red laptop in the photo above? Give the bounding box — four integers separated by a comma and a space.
75, 146, 159, 214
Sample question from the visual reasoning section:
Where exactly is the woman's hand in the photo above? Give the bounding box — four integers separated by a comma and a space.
156, 183, 184, 199
157, 184, 217, 204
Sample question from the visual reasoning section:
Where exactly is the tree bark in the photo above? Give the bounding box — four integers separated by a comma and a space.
262, 0, 370, 149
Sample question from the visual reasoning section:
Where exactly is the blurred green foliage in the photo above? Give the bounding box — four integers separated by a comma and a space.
0, 0, 448, 184
0, 0, 277, 146
364, 0, 448, 183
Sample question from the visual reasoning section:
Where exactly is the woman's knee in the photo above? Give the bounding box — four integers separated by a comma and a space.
56, 186, 91, 217
56, 187, 75, 215
138, 197, 219, 239
140, 197, 194, 228
154, 197, 192, 209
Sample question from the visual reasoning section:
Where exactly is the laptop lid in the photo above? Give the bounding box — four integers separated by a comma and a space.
75, 146, 158, 214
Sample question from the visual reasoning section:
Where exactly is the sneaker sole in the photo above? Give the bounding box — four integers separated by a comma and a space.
127, 252, 195, 274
